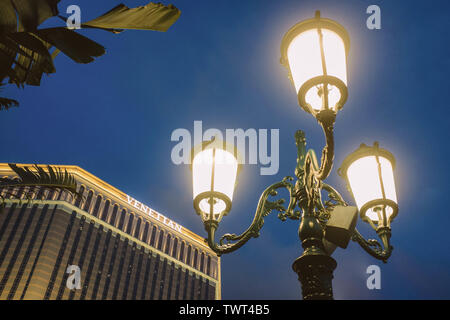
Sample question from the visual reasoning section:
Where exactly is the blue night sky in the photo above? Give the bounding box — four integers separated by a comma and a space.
1, 0, 450, 299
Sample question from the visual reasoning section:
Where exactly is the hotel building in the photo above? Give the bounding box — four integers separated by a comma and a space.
0, 163, 220, 300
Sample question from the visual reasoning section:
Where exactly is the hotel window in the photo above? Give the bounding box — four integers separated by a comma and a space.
13, 185, 25, 199
83, 190, 94, 212
117, 208, 126, 229
164, 234, 172, 254
150, 226, 157, 246
193, 249, 199, 269
92, 195, 102, 217
0, 184, 7, 197
142, 222, 150, 242
157, 230, 164, 250
14, 187, 24, 199
6, 184, 16, 199
36, 186, 45, 199
172, 238, 179, 259
0, 184, 13, 197
4, 186, 12, 198
46, 188, 55, 200
75, 186, 85, 207
126, 213, 134, 234
101, 200, 110, 221
200, 252, 205, 273
13, 187, 23, 199
179, 241, 185, 262
28, 186, 37, 199
110, 205, 119, 226
2, 185, 14, 198
56, 188, 65, 201
134, 217, 142, 238
206, 255, 211, 276
210, 259, 217, 279
186, 245, 192, 266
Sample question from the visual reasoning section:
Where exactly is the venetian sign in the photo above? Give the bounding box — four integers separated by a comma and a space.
126, 195, 182, 233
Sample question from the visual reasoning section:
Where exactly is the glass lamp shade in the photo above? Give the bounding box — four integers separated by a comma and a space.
339, 143, 398, 226
280, 11, 349, 114
192, 141, 239, 223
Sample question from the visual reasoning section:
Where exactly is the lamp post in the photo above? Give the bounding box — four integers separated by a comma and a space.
190, 11, 399, 300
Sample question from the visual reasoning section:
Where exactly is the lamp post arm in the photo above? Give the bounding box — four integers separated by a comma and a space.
351, 227, 393, 263
203, 177, 298, 256
316, 115, 335, 181
294, 112, 335, 215
295, 120, 333, 180
306, 111, 336, 182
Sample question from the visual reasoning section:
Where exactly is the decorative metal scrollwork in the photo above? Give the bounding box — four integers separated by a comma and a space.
205, 176, 298, 256
203, 110, 393, 264
351, 228, 393, 263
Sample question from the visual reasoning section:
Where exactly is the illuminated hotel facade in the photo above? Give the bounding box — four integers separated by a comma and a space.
0, 163, 220, 300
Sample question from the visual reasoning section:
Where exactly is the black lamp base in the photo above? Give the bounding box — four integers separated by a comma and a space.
292, 253, 337, 300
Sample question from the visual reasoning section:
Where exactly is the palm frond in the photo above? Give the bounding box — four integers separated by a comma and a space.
0, 96, 19, 110
0, 82, 19, 110
34, 28, 105, 64
81, 3, 181, 32
2, 0, 60, 32
0, 1, 180, 105
0, 164, 82, 201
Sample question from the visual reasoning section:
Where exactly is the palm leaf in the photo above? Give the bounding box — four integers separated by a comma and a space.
0, 38, 20, 84
0, 32, 56, 86
0, 1, 180, 102
34, 28, 105, 64
0, 0, 21, 33
0, 82, 19, 110
5, 32, 56, 85
0, 164, 82, 201
0, 96, 19, 110
8, 0, 60, 32
81, 3, 181, 32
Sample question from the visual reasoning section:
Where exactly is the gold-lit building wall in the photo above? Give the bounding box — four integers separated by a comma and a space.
0, 163, 221, 300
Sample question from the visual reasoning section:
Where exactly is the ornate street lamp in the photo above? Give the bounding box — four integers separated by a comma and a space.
280, 10, 349, 116
192, 139, 240, 225
190, 11, 399, 300
339, 142, 398, 261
